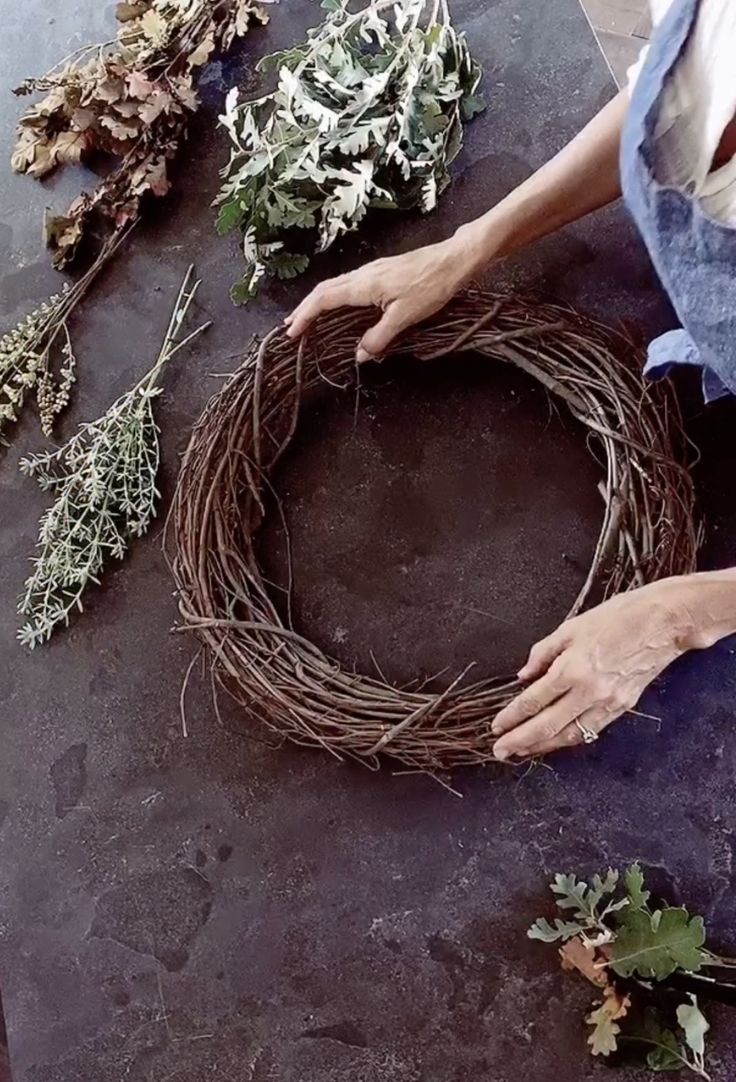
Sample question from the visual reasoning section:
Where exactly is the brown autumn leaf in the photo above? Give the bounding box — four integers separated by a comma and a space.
145, 156, 170, 197
96, 77, 125, 103
126, 69, 156, 100
52, 129, 90, 164
10, 132, 38, 173
71, 107, 97, 131
116, 1, 145, 22
100, 114, 140, 141
559, 937, 610, 989
586, 987, 631, 1057
114, 199, 140, 227
111, 99, 142, 118
170, 76, 198, 112
36, 86, 70, 118
186, 32, 215, 69
138, 90, 172, 124
26, 139, 56, 177
45, 210, 86, 267
130, 154, 169, 197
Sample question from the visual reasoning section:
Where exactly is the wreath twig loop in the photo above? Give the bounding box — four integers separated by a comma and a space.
168, 292, 698, 771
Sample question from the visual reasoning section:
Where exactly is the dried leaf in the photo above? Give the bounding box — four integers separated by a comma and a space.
126, 70, 156, 100
130, 154, 169, 197
116, 2, 145, 22
170, 76, 198, 112
10, 133, 39, 173
95, 77, 125, 103
559, 937, 609, 988
100, 114, 140, 141
52, 130, 89, 164
138, 90, 172, 124
26, 140, 56, 177
45, 212, 85, 267
114, 200, 141, 227
71, 107, 97, 131
586, 987, 631, 1057
139, 9, 168, 47
187, 32, 215, 69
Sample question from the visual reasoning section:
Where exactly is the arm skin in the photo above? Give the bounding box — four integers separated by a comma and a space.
285, 89, 628, 356
285, 88, 736, 759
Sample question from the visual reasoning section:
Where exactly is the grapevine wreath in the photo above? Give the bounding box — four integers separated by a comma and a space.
169, 292, 698, 772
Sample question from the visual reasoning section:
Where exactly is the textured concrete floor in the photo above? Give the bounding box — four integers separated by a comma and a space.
2, 1, 736, 1080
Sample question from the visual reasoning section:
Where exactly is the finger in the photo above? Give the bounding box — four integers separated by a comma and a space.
491, 660, 571, 736
516, 706, 617, 760
357, 303, 413, 362
494, 690, 584, 760
285, 279, 354, 338
517, 626, 568, 682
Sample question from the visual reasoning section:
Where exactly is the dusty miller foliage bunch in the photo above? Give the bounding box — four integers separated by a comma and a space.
11, 0, 271, 268
216, 0, 485, 303
17, 267, 208, 648
528, 864, 736, 1079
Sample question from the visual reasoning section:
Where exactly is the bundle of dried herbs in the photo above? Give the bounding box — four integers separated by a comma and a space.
529, 864, 736, 1078
17, 266, 208, 648
216, 0, 485, 303
11, 0, 271, 268
0, 230, 129, 443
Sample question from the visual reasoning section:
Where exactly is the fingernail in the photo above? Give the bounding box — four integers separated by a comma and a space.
491, 723, 502, 735
283, 313, 294, 324
494, 746, 509, 761
356, 346, 373, 364
285, 325, 296, 338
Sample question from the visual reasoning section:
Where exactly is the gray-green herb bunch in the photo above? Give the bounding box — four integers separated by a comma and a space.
17, 265, 208, 648
216, 0, 485, 303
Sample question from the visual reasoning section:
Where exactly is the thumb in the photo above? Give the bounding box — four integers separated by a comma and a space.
356, 304, 409, 363
517, 628, 567, 681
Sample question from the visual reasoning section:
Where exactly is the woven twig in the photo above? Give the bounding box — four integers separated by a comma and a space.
167, 292, 698, 771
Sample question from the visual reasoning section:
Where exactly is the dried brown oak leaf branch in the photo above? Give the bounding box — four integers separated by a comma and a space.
11, 0, 272, 268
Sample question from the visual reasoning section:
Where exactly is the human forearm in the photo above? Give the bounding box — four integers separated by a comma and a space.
453, 89, 628, 273
287, 90, 630, 355
672, 570, 736, 650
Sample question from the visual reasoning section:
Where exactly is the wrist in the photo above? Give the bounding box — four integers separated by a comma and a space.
652, 572, 736, 652
451, 209, 512, 277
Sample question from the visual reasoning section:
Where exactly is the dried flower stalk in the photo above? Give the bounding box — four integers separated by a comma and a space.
0, 229, 129, 443
18, 265, 209, 648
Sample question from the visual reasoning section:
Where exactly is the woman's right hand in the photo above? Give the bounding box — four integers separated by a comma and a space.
284, 231, 478, 361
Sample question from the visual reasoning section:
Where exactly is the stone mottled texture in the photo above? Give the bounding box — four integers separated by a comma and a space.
1, 1, 736, 1080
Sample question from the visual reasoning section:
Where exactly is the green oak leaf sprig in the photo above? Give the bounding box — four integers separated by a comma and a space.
215, 0, 485, 303
528, 863, 736, 1078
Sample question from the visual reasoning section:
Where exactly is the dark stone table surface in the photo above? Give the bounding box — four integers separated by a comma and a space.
2, 1, 736, 1080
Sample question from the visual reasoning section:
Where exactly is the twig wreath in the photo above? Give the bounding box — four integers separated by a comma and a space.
169, 292, 698, 771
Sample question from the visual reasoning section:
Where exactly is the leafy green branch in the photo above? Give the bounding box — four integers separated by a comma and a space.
528, 863, 729, 1078
215, 0, 485, 303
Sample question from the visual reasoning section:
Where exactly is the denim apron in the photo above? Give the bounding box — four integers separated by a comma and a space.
620, 0, 736, 400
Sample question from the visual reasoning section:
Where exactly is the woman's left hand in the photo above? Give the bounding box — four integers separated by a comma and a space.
492, 578, 700, 760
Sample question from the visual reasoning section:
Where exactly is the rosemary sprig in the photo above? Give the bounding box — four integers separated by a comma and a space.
17, 265, 209, 647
